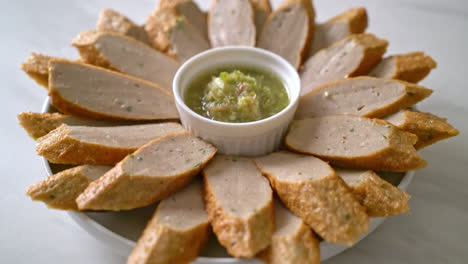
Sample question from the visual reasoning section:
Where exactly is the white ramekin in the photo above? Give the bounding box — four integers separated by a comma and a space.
173, 46, 301, 156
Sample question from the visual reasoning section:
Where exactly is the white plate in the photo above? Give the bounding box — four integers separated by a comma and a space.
41, 98, 414, 263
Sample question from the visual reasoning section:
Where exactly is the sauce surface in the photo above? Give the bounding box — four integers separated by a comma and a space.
184, 68, 289, 123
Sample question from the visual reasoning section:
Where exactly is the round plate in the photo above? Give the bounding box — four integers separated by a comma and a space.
41, 98, 414, 263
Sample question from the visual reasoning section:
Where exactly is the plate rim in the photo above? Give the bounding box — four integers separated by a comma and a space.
40, 97, 415, 263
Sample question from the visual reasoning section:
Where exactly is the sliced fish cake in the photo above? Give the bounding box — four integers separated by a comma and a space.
36, 123, 185, 165
96, 8, 149, 44
48, 59, 178, 121
158, 0, 208, 40
285, 116, 427, 172
72, 30, 180, 93
19, 112, 72, 140
202, 155, 274, 258
17, 112, 137, 140
336, 169, 411, 217
255, 151, 369, 246
307, 7, 368, 57
127, 181, 210, 264
296, 77, 433, 119
145, 7, 178, 52
25, 165, 111, 210
257, 0, 314, 69
21, 53, 55, 89
76, 133, 217, 211
385, 110, 459, 149
168, 17, 210, 62
208, 0, 256, 47
300, 33, 388, 96
258, 200, 320, 264
369, 52, 437, 83
145, 7, 209, 61
250, 0, 272, 39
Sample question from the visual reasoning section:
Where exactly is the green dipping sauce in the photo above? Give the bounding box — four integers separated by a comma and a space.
184, 68, 289, 123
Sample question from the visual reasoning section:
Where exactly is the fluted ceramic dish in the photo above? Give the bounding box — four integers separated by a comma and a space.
40, 98, 414, 263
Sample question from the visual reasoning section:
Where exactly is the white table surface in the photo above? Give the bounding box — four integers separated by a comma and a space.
1, 0, 467, 263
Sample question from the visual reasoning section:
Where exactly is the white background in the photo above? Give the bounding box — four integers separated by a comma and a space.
1, 0, 467, 263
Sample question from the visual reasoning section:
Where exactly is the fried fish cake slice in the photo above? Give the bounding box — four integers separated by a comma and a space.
17, 112, 138, 140
48, 59, 178, 121
296, 77, 432, 119
76, 133, 216, 211
385, 109, 459, 149
96, 8, 149, 45
36, 123, 185, 165
250, 0, 272, 39
145, 7, 209, 61
258, 199, 320, 264
127, 181, 210, 264
369, 52, 437, 83
307, 7, 368, 57
158, 0, 208, 40
25, 165, 111, 210
21, 53, 55, 89
257, 0, 315, 69
202, 155, 274, 258
255, 151, 369, 246
208, 0, 256, 47
285, 116, 427, 172
336, 169, 411, 217
72, 30, 179, 93
300, 33, 388, 96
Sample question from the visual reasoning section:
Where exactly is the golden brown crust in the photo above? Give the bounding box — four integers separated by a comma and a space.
18, 112, 66, 140
77, 166, 195, 210
96, 8, 149, 44
127, 182, 210, 264
76, 133, 217, 211
393, 52, 437, 83
328, 7, 368, 34
128, 213, 210, 264
128, 217, 210, 264
250, 0, 272, 12
258, 212, 320, 264
390, 110, 459, 149
36, 124, 135, 165
20, 53, 54, 89
369, 52, 437, 83
145, 7, 179, 52
278, 0, 315, 26
345, 171, 411, 217
202, 174, 274, 258
25, 165, 110, 210
350, 33, 388, 76
18, 112, 139, 140
285, 117, 427, 172
71, 30, 112, 68
255, 160, 369, 246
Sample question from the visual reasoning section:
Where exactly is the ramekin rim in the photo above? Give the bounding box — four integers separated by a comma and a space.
172, 46, 301, 128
